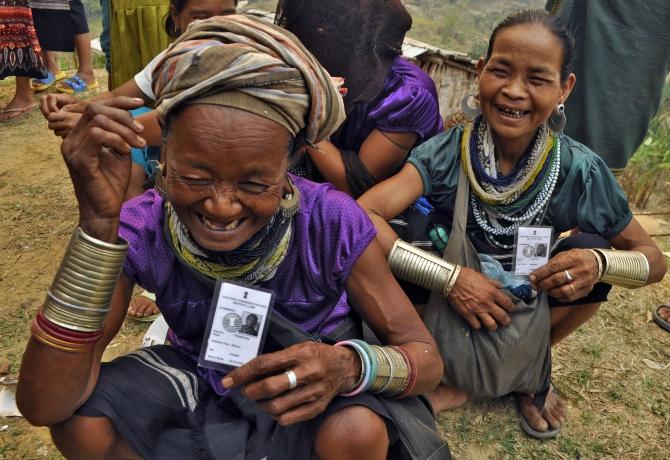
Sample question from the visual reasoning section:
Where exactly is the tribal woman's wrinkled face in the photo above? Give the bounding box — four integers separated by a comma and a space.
164, 105, 289, 252
477, 23, 575, 152
171, 0, 236, 35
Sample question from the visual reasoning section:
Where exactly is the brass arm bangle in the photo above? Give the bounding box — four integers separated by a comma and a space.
591, 249, 649, 288
388, 239, 460, 298
43, 227, 128, 332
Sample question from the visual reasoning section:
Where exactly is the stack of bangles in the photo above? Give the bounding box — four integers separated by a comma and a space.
31, 227, 128, 353
334, 339, 417, 399
388, 239, 461, 297
585, 248, 649, 288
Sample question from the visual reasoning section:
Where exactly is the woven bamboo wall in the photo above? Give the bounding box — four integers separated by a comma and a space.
413, 58, 478, 122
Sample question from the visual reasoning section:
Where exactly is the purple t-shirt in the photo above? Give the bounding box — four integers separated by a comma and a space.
332, 56, 444, 152
119, 175, 377, 395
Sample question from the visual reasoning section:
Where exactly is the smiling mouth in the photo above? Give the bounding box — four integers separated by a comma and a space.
197, 213, 243, 232
495, 104, 530, 119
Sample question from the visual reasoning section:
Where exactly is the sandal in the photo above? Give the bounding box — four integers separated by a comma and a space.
514, 389, 562, 439
0, 104, 37, 123
31, 71, 66, 92
653, 304, 670, 332
55, 75, 99, 94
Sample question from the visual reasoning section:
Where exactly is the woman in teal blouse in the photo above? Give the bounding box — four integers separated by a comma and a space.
359, 9, 667, 439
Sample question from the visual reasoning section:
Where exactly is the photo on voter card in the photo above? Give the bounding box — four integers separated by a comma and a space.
534, 243, 547, 258
239, 311, 262, 337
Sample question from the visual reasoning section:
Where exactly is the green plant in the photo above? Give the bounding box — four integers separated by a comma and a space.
621, 80, 670, 209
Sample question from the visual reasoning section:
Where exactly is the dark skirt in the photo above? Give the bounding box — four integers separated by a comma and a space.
77, 345, 450, 460
32, 0, 89, 52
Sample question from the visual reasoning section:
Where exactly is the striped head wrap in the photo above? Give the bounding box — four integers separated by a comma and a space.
152, 14, 345, 145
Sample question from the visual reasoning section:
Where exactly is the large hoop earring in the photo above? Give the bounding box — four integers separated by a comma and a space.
460, 93, 481, 119
548, 103, 566, 133
279, 176, 300, 219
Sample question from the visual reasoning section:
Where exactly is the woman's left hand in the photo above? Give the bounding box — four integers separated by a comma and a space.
222, 342, 360, 426
529, 249, 600, 302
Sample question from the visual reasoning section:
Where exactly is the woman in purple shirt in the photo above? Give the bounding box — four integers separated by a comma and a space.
276, 0, 444, 197
17, 16, 449, 459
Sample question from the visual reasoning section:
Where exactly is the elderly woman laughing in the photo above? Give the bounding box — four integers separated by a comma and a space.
16, 15, 448, 460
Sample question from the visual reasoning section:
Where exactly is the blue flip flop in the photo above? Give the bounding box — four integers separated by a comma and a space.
31, 71, 66, 92
56, 75, 99, 94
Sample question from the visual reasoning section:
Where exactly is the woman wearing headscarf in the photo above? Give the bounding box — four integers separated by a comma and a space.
17, 15, 449, 459
275, 0, 444, 198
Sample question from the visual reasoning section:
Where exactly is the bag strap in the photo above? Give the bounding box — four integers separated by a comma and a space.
442, 165, 481, 271
267, 313, 363, 349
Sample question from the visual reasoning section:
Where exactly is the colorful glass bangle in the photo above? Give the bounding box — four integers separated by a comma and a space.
349, 339, 378, 391
36, 312, 103, 338
36, 313, 103, 344
31, 322, 93, 354
335, 340, 372, 397
392, 346, 418, 398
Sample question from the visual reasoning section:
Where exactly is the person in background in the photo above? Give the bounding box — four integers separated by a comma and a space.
39, 0, 238, 191
275, 0, 443, 198
546, 0, 670, 333
545, 0, 670, 174
108, 0, 170, 89
30, 0, 97, 93
100, 0, 111, 77
0, 0, 46, 122
359, 9, 667, 439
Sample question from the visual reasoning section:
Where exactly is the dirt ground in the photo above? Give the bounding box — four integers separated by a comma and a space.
0, 72, 669, 459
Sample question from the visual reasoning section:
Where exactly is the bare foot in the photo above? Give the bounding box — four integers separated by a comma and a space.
127, 295, 160, 319
518, 387, 567, 433
426, 384, 468, 413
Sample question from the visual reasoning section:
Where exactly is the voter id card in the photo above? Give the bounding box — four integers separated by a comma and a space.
513, 226, 553, 276
198, 280, 275, 371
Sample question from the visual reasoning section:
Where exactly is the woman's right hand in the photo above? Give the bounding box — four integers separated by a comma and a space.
447, 267, 516, 331
60, 97, 146, 242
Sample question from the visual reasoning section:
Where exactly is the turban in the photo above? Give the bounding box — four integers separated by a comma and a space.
152, 14, 345, 145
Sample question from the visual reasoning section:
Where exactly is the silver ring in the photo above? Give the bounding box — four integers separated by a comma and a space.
285, 370, 297, 390
564, 270, 574, 282
570, 283, 576, 296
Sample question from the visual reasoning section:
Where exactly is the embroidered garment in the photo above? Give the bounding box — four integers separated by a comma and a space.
0, 0, 46, 79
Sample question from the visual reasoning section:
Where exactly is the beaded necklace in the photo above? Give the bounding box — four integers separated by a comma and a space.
164, 180, 300, 284
462, 116, 561, 249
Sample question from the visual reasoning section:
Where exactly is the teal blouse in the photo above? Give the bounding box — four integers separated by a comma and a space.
407, 126, 633, 260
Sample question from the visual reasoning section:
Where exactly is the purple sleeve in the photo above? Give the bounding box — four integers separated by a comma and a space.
368, 84, 443, 142
118, 190, 167, 293
310, 188, 377, 295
